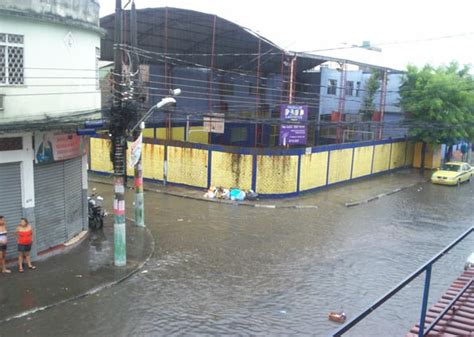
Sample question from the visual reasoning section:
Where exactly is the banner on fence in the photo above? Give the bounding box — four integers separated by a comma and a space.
279, 104, 308, 146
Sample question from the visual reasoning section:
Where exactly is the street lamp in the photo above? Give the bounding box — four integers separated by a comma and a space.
129, 89, 181, 230
130, 94, 179, 134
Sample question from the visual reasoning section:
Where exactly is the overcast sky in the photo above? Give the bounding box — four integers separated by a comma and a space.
99, 0, 474, 70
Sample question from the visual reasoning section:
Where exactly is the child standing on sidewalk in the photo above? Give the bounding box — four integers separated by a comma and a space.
16, 218, 35, 273
0, 215, 11, 274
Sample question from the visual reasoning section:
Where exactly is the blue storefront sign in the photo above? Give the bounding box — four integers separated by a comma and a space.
279, 104, 308, 146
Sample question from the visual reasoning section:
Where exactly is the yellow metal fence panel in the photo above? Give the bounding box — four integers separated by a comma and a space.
89, 137, 414, 195
413, 143, 423, 168
390, 142, 406, 169
300, 152, 329, 191
211, 152, 253, 190
142, 143, 165, 180
352, 146, 373, 179
373, 144, 391, 173
151, 127, 186, 141
155, 128, 166, 140
167, 146, 208, 188
142, 128, 154, 138
188, 127, 208, 144
90, 138, 113, 173
328, 148, 353, 184
142, 127, 208, 144
256, 155, 298, 194
406, 142, 414, 166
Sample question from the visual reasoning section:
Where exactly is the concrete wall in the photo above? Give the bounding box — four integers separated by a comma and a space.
0, 7, 101, 125
0, 0, 100, 28
90, 137, 414, 197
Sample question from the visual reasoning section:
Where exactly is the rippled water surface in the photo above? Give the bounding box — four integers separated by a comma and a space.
3, 175, 474, 336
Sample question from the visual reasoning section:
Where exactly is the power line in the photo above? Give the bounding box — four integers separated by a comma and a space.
301, 32, 474, 53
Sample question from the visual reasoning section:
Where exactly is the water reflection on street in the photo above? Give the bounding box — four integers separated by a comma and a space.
2, 174, 474, 336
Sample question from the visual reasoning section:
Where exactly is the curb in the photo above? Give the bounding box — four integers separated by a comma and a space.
344, 181, 425, 207
0, 224, 155, 325
89, 178, 319, 210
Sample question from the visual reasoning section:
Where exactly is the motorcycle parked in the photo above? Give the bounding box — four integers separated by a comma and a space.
88, 192, 106, 230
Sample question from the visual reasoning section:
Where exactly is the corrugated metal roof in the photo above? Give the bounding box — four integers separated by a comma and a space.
406, 267, 474, 337
100, 7, 397, 74
100, 7, 324, 73
295, 49, 404, 72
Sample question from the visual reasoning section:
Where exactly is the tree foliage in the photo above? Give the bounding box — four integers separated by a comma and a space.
359, 69, 382, 121
399, 62, 474, 145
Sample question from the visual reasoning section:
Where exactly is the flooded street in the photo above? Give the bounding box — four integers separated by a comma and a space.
3, 173, 474, 336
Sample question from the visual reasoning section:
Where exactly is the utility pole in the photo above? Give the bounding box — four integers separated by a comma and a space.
378, 70, 388, 140
111, 0, 127, 267
130, 1, 145, 227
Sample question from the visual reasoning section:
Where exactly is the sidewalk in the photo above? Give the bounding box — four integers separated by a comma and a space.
0, 220, 154, 323
89, 168, 430, 209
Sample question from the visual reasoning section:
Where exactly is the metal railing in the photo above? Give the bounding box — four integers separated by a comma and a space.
332, 226, 474, 337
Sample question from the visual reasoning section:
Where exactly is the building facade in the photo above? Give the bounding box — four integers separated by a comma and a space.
302, 66, 405, 143
100, 7, 405, 150
0, 0, 102, 258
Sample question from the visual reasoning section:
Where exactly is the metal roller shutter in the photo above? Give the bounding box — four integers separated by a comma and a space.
0, 162, 22, 257
34, 161, 67, 252
64, 157, 84, 238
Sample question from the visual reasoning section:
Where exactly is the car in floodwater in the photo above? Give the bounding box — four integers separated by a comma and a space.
431, 162, 474, 186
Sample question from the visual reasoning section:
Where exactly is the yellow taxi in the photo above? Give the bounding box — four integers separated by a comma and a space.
431, 162, 474, 186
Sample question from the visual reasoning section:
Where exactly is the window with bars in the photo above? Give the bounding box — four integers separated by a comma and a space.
0, 137, 23, 151
327, 79, 337, 95
0, 33, 24, 85
345, 81, 354, 96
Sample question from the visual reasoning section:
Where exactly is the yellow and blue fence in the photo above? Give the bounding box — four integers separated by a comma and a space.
90, 137, 414, 197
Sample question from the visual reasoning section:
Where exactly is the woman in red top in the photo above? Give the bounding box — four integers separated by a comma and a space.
16, 218, 36, 272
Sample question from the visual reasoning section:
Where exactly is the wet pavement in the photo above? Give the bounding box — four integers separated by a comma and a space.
1, 170, 473, 336
90, 168, 428, 208
0, 220, 153, 324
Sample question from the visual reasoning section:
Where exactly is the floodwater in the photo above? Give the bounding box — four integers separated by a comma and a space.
2, 173, 474, 336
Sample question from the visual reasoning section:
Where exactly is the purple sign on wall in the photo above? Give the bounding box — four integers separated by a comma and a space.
279, 104, 308, 146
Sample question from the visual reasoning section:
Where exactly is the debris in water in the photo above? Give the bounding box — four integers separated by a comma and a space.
328, 311, 346, 323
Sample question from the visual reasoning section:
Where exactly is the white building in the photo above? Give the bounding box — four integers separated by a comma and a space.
0, 0, 102, 258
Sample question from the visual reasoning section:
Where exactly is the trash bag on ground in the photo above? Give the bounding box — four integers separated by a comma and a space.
230, 188, 246, 201
246, 189, 258, 201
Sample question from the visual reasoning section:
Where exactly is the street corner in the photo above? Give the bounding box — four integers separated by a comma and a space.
0, 219, 155, 325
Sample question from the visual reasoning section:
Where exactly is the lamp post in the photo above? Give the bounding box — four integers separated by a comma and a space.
130, 93, 180, 229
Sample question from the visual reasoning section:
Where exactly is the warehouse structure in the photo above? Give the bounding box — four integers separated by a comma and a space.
99, 7, 405, 148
